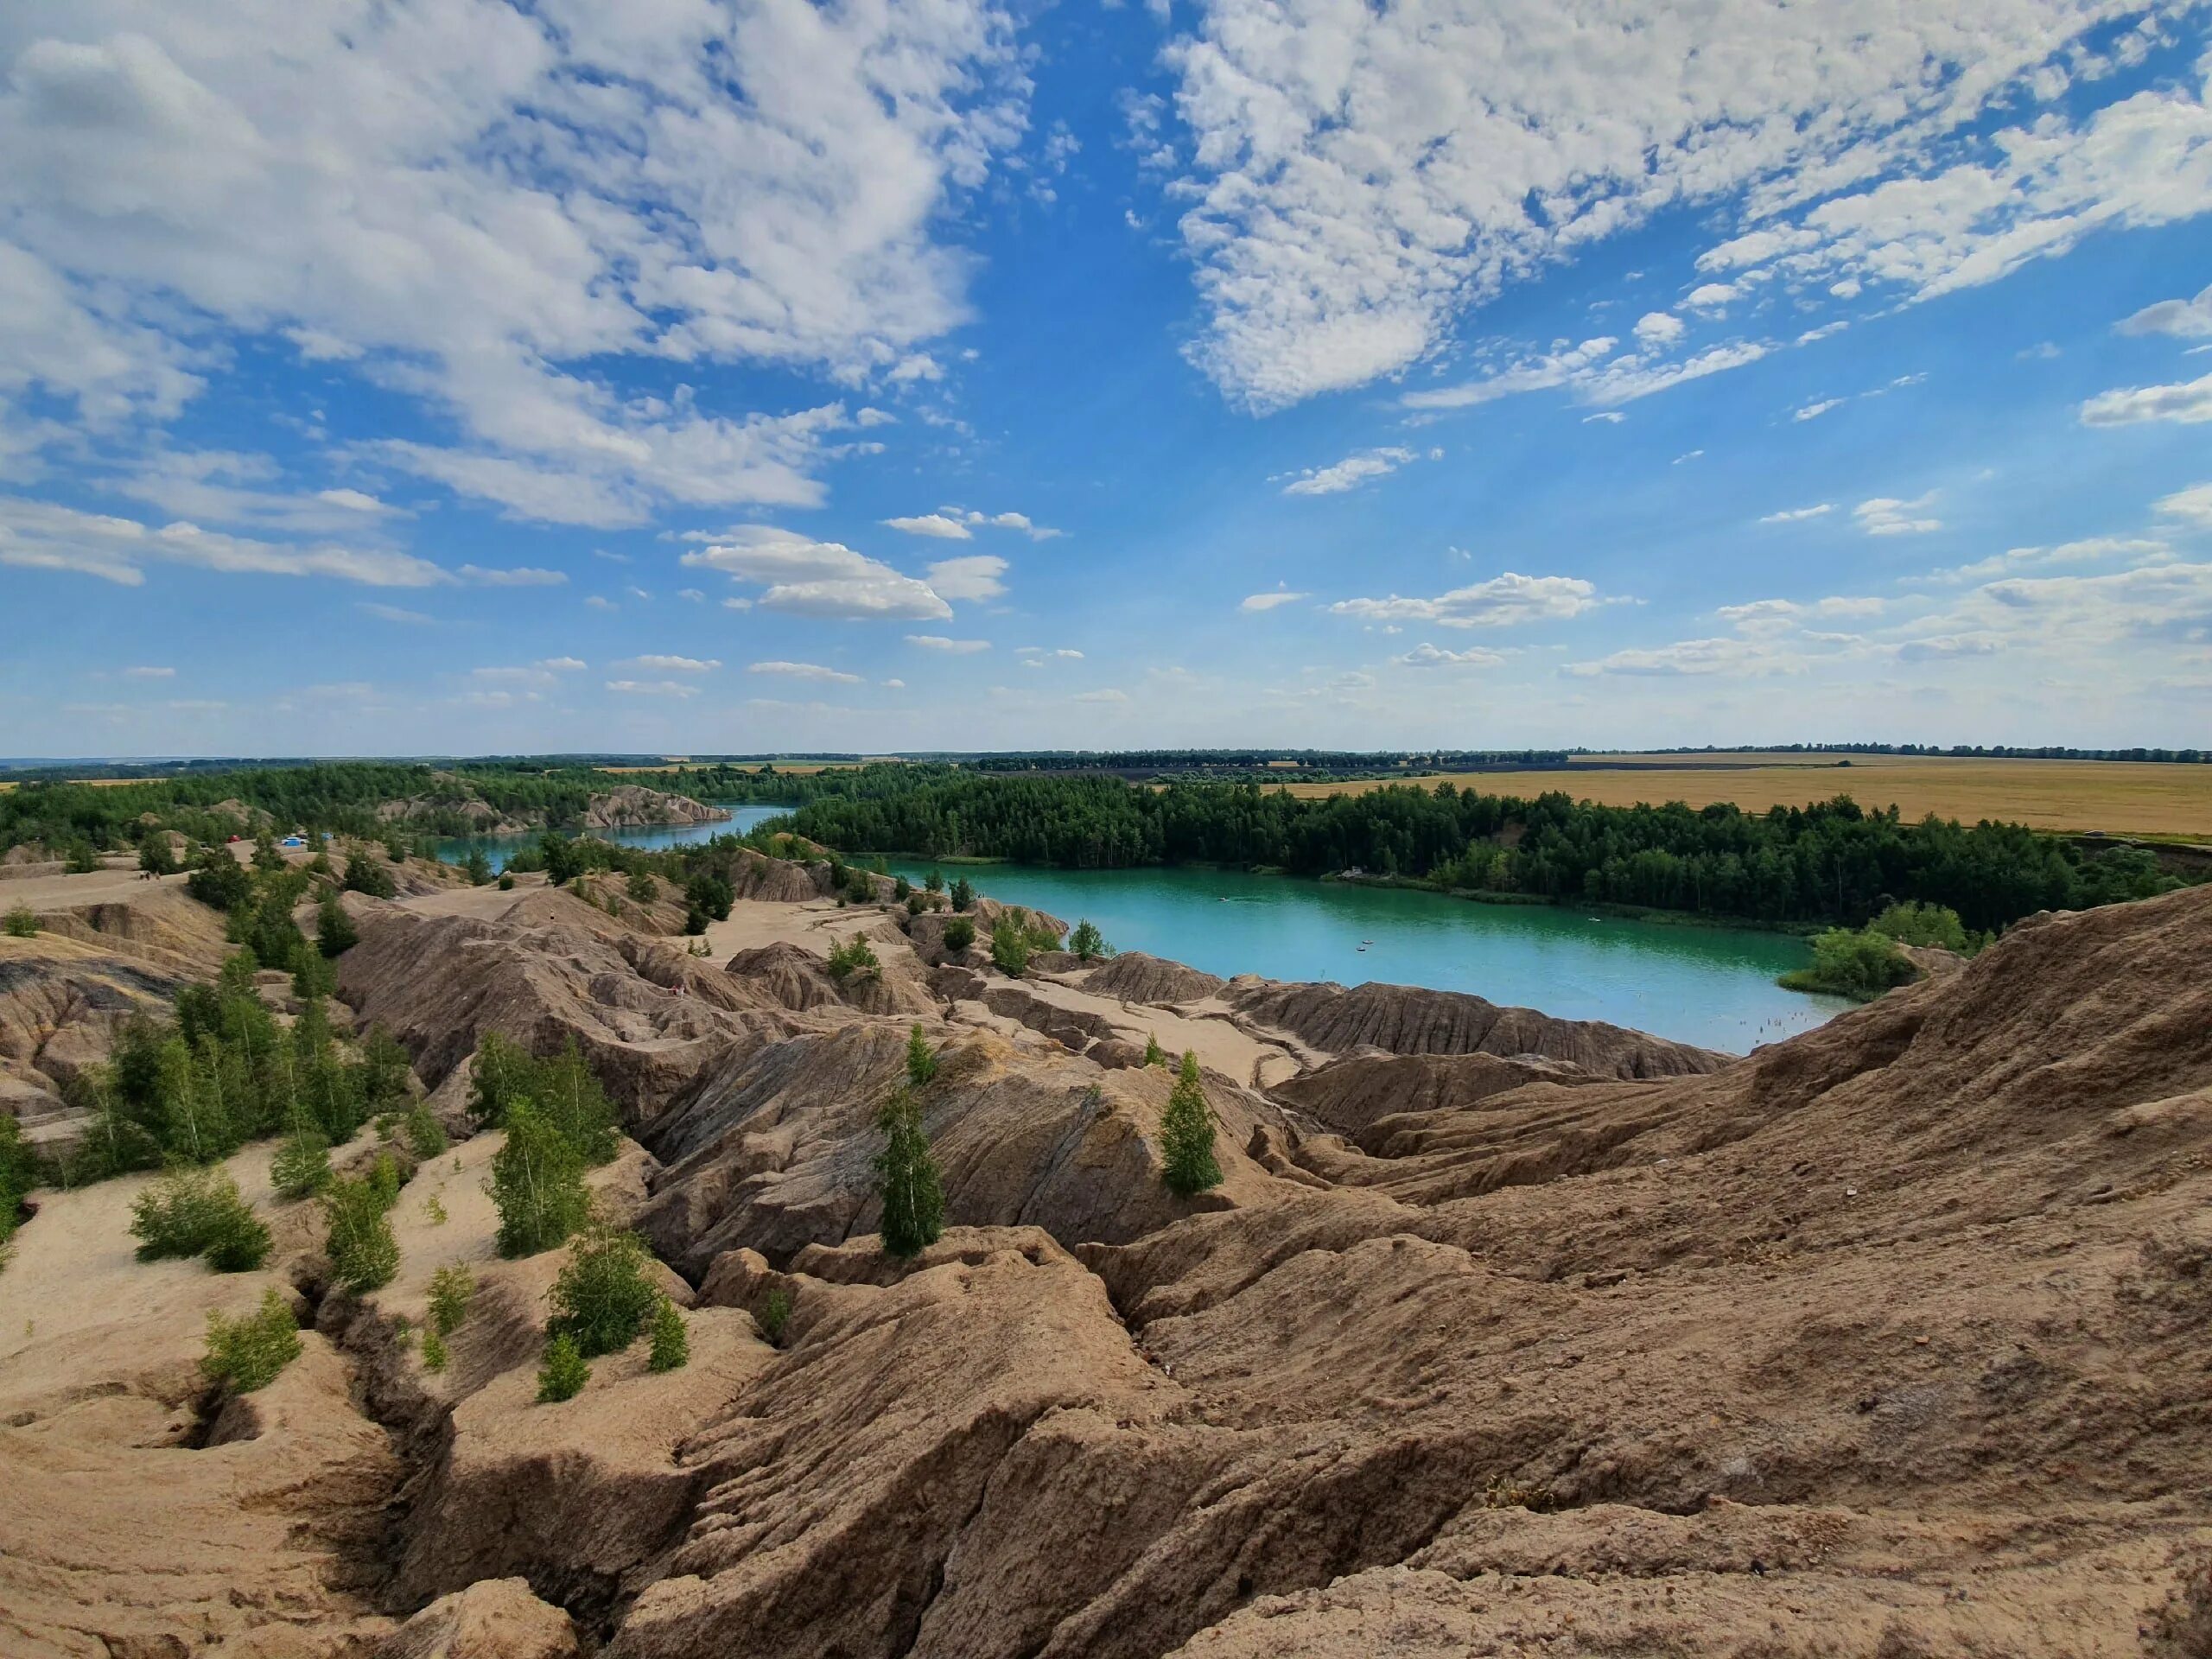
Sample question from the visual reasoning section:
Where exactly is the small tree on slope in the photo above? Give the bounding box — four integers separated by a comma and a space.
874, 1088, 945, 1258
1159, 1050, 1222, 1197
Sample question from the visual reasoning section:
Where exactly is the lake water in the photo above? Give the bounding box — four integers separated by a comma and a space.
434, 803, 793, 872
883, 859, 1846, 1055
438, 804, 1844, 1053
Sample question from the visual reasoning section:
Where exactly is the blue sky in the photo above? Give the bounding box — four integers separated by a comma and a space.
3, 0, 2211, 757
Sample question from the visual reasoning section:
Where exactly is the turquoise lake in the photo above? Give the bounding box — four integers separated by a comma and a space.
433, 803, 793, 872
439, 805, 1845, 1053
880, 859, 1847, 1055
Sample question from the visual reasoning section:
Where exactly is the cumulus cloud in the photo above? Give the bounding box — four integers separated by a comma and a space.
883, 513, 973, 539
1166, 1, 2184, 410
749, 660, 861, 683
1279, 446, 1420, 496
2080, 371, 2212, 427
604, 679, 700, 697
0, 5, 1028, 513
1854, 493, 1942, 536
925, 554, 1009, 601
1241, 588, 1310, 612
621, 655, 719, 673
2117, 283, 2212, 338
2154, 481, 2212, 528
1566, 636, 1808, 678
536, 656, 586, 671
0, 494, 447, 587
1397, 642, 1504, 668
905, 633, 989, 652
1633, 312, 1685, 346
1760, 503, 1834, 523
679, 526, 950, 620
1330, 572, 1601, 629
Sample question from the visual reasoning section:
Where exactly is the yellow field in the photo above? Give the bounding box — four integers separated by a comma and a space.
1276, 753, 2212, 840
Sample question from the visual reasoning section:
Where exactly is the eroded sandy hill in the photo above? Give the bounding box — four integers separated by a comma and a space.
2, 857, 2208, 1657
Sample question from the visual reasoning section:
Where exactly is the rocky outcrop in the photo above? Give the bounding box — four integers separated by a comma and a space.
1222, 976, 1725, 1078
10, 873, 2212, 1659
379, 1579, 582, 1659
1080, 951, 1227, 1005
721, 937, 936, 1021
579, 788, 729, 830
639, 1025, 1286, 1274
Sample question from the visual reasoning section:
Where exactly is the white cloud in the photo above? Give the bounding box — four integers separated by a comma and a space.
883, 513, 973, 539
1855, 493, 1942, 536
1240, 588, 1310, 612
536, 657, 586, 671
881, 677, 906, 689
585, 594, 618, 612
1633, 312, 1685, 347
1072, 688, 1129, 702
905, 633, 990, 652
1792, 397, 1845, 422
2154, 481, 2212, 529
0, 493, 446, 587
2080, 371, 2212, 427
1583, 411, 1625, 424
1167, 2, 2185, 410
359, 602, 435, 625
121, 664, 174, 679
1279, 445, 1418, 496
1895, 633, 2003, 662
0, 6, 1028, 515
1330, 572, 1601, 629
925, 554, 1009, 601
679, 525, 950, 621
622, 654, 720, 673
1760, 503, 1834, 523
1402, 339, 1617, 410
315, 487, 390, 514
2117, 283, 2212, 338
458, 563, 567, 587
604, 679, 700, 698
1397, 642, 1504, 668
1567, 635, 1810, 678
749, 660, 861, 684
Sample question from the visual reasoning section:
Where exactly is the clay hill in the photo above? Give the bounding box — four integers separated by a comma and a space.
2, 850, 2209, 1658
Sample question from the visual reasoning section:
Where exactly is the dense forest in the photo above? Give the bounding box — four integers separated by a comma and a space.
741, 766, 2183, 934
0, 761, 699, 853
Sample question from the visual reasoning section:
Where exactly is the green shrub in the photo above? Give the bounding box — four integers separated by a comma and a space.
925, 869, 944, 893
204, 1198, 273, 1271
905, 1023, 938, 1088
201, 1289, 302, 1394
421, 1327, 449, 1373
272, 1128, 334, 1198
0, 1113, 35, 1262
1068, 919, 1111, 962
1143, 1033, 1166, 1067
941, 916, 975, 954
428, 1264, 474, 1336
490, 1102, 591, 1257
536, 1332, 589, 1402
316, 896, 358, 957
874, 1088, 945, 1259
367, 1151, 405, 1211
546, 1224, 660, 1357
757, 1285, 793, 1345
131, 1166, 263, 1265
646, 1296, 690, 1372
826, 935, 879, 982
341, 854, 397, 900
1779, 927, 1921, 1001
988, 917, 1029, 977
185, 849, 252, 912
497, 873, 515, 892
949, 876, 976, 912
138, 837, 177, 877
1868, 901, 1976, 953
534, 1039, 620, 1166
627, 868, 658, 904
3, 904, 37, 938
464, 848, 494, 887
1159, 1051, 1222, 1196
404, 1103, 448, 1160
322, 1173, 400, 1293
893, 875, 912, 902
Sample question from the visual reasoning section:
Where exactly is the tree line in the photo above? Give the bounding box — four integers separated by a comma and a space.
739, 769, 2184, 934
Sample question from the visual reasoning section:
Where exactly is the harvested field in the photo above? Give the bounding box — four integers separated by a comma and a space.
1276, 752, 2212, 839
